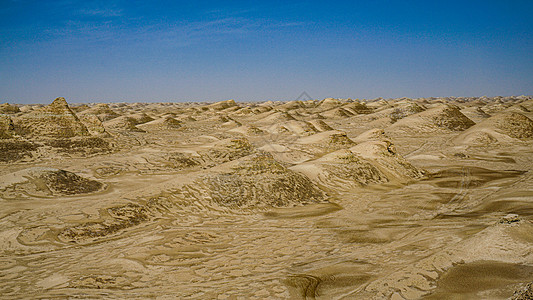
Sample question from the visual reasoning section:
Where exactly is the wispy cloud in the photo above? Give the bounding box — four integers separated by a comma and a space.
5, 2, 309, 52
78, 7, 123, 17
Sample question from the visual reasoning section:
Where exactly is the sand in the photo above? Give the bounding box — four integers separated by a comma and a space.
1, 96, 532, 299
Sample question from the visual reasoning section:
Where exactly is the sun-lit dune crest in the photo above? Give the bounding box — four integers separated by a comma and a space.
250, 105, 273, 115
454, 112, 533, 145
265, 120, 319, 136
504, 104, 531, 114
308, 119, 333, 131
258, 110, 297, 123
0, 167, 104, 198
205, 99, 237, 111
317, 98, 343, 110
126, 112, 155, 125
295, 130, 356, 153
78, 103, 120, 121
137, 116, 183, 131
460, 106, 491, 123
386, 104, 475, 134
103, 115, 145, 132
13, 97, 90, 138
342, 101, 373, 114
276, 100, 305, 111
366, 98, 391, 110
320, 107, 354, 118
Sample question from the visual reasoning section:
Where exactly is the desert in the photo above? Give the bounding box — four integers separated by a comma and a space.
1, 95, 533, 299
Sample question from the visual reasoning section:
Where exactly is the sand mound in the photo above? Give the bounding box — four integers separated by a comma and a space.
290, 149, 389, 189
251, 106, 272, 114
291, 140, 423, 189
44, 136, 111, 155
259, 111, 296, 123
126, 113, 154, 125
343, 102, 373, 114
454, 112, 533, 145
175, 115, 197, 122
277, 101, 305, 110
505, 104, 531, 114
387, 104, 475, 134
0, 139, 38, 162
0, 103, 20, 114
353, 128, 389, 143
13, 97, 90, 138
308, 119, 333, 131
202, 114, 233, 124
321, 107, 354, 118
366, 99, 390, 110
78, 103, 119, 121
263, 124, 291, 134
491, 113, 533, 138
318, 98, 342, 110
266, 120, 318, 136
206, 99, 237, 111
220, 118, 242, 128
228, 125, 264, 135
197, 137, 256, 167
309, 113, 326, 119
58, 203, 148, 243
103, 116, 145, 132
349, 141, 425, 182
460, 107, 491, 123
0, 114, 16, 139
70, 104, 90, 112
78, 114, 108, 136
194, 152, 326, 209
295, 130, 355, 153
137, 116, 182, 131
0, 167, 104, 198
388, 102, 425, 122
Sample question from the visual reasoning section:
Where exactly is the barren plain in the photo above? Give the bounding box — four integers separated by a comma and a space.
1, 96, 533, 299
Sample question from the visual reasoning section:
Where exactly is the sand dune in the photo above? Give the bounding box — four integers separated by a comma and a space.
387, 104, 475, 134
0, 167, 104, 198
454, 112, 533, 145
13, 97, 90, 138
103, 115, 145, 132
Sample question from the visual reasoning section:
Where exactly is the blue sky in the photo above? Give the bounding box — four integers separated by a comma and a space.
1, 0, 532, 103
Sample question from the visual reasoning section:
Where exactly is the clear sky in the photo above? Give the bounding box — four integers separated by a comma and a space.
1, 0, 532, 103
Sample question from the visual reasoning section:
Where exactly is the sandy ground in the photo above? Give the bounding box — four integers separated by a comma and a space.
1, 96, 533, 299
